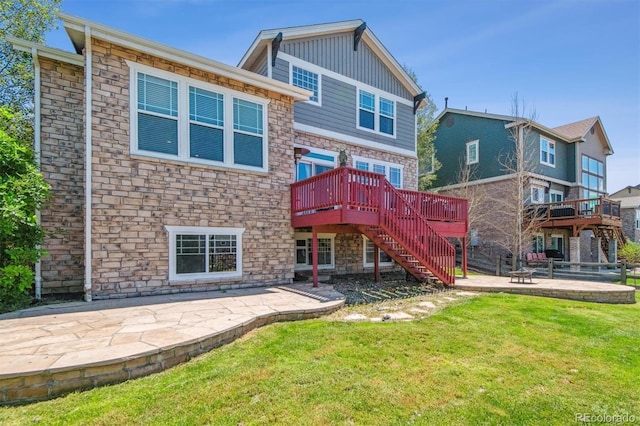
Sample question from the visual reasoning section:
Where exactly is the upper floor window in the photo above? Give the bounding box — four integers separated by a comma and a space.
358, 89, 395, 137
466, 140, 479, 165
291, 65, 319, 103
130, 63, 268, 172
581, 155, 604, 199
540, 137, 556, 167
353, 156, 403, 188
549, 190, 563, 203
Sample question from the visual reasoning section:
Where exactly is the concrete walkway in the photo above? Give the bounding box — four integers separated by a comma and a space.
455, 274, 636, 304
0, 284, 344, 405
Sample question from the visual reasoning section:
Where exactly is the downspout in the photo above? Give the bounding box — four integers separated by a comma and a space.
84, 26, 93, 302
32, 47, 42, 300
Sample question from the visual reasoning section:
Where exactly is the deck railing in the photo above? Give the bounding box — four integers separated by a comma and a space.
527, 197, 622, 221
397, 189, 468, 223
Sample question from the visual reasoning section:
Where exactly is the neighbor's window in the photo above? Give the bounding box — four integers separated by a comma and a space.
540, 137, 556, 167
581, 155, 605, 199
530, 186, 545, 204
549, 190, 563, 203
533, 234, 544, 253
167, 226, 244, 281
466, 140, 479, 165
291, 65, 319, 103
130, 62, 268, 172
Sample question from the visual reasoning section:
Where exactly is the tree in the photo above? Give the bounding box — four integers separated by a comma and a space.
403, 66, 440, 190
0, 106, 50, 313
0, 0, 61, 113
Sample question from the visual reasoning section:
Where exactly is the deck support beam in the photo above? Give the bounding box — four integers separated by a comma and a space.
312, 227, 318, 287
374, 244, 380, 282
462, 236, 468, 278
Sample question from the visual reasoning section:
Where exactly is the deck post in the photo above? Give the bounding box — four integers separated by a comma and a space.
341, 167, 349, 223
373, 244, 380, 282
462, 236, 468, 278
312, 227, 319, 287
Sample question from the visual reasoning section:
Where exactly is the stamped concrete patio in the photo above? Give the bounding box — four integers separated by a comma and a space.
0, 284, 344, 405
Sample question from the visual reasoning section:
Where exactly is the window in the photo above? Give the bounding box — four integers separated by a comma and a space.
291, 65, 319, 103
636, 210, 640, 230
353, 156, 403, 188
551, 235, 564, 254
294, 233, 335, 270
423, 154, 436, 175
363, 237, 392, 267
295, 148, 335, 181
530, 186, 544, 204
130, 63, 269, 172
549, 190, 563, 203
357, 89, 395, 137
532, 234, 544, 253
166, 226, 244, 281
581, 155, 605, 199
466, 140, 479, 165
540, 137, 556, 167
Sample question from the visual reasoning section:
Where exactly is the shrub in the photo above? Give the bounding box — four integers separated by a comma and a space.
0, 106, 50, 313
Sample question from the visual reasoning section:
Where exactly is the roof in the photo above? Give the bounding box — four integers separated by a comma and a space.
58, 13, 312, 102
553, 117, 598, 140
8, 36, 84, 67
238, 19, 423, 97
610, 184, 640, 198
436, 108, 613, 153
612, 195, 640, 209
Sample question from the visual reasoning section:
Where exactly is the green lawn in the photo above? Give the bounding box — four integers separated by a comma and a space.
2, 294, 639, 425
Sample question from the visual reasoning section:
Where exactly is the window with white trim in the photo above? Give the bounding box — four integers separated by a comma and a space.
466, 140, 479, 165
130, 62, 268, 172
166, 226, 244, 281
363, 237, 392, 267
540, 137, 556, 167
291, 65, 319, 103
532, 234, 544, 253
352, 156, 403, 188
636, 209, 640, 230
357, 89, 395, 137
294, 233, 335, 270
549, 190, 563, 203
295, 147, 335, 181
530, 185, 544, 204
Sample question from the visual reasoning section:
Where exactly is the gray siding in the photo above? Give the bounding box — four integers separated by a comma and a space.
530, 132, 572, 182
246, 47, 268, 76
274, 56, 415, 152
281, 33, 412, 100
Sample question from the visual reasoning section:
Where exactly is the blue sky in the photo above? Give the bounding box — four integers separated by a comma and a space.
45, 0, 639, 193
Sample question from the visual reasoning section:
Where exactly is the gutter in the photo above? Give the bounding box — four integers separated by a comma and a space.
32, 47, 42, 300
83, 26, 93, 302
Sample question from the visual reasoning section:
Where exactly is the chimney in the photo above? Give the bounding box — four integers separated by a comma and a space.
445, 97, 448, 109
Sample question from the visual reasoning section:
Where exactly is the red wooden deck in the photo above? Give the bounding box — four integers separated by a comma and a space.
291, 167, 469, 286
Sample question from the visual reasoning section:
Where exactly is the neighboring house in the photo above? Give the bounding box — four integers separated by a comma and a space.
609, 185, 640, 243
431, 108, 623, 264
11, 15, 467, 301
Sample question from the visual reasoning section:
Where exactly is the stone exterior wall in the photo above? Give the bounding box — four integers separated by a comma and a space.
621, 208, 640, 243
39, 58, 86, 295
87, 38, 298, 298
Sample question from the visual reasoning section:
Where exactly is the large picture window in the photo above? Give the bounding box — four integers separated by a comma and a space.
357, 89, 395, 137
130, 62, 269, 172
167, 226, 244, 281
581, 155, 605, 199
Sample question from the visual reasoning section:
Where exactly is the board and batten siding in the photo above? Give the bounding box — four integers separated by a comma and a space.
281, 32, 412, 100
273, 58, 415, 152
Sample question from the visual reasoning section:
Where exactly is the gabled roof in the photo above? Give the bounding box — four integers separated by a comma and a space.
613, 195, 640, 209
238, 19, 423, 96
8, 36, 84, 66
437, 108, 613, 153
58, 13, 311, 101
610, 184, 640, 198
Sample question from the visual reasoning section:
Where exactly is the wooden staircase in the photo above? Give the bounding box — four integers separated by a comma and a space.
593, 226, 626, 255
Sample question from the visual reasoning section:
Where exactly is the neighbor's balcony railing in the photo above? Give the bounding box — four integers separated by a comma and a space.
527, 197, 621, 221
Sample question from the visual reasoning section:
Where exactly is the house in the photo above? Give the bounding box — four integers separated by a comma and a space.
609, 185, 640, 243
431, 108, 623, 264
10, 15, 467, 301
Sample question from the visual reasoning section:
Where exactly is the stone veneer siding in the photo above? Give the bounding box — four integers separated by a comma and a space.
39, 58, 86, 295
293, 130, 417, 275
87, 39, 297, 298
621, 208, 640, 243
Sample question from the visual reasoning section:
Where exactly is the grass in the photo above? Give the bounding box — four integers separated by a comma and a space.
1, 294, 639, 425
